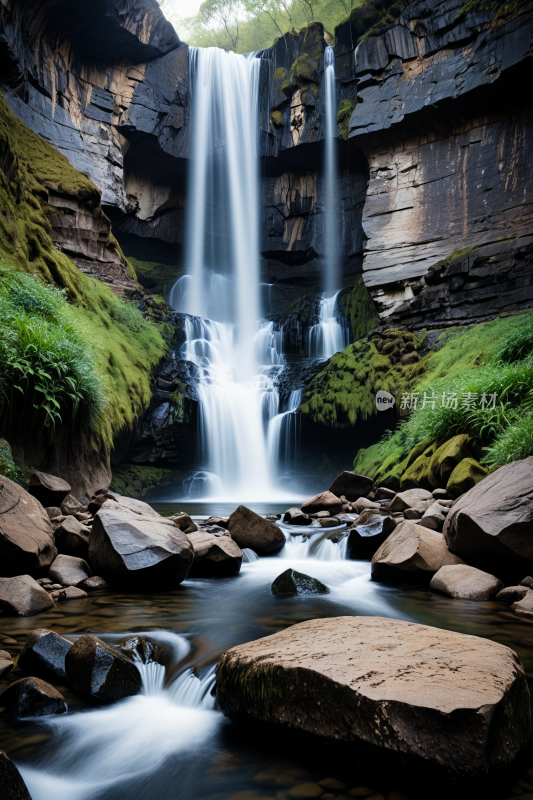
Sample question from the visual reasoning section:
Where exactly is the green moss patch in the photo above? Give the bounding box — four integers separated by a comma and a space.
339, 276, 379, 340
111, 464, 185, 500
337, 98, 355, 140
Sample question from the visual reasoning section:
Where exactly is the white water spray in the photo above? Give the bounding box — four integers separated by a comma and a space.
307, 290, 349, 359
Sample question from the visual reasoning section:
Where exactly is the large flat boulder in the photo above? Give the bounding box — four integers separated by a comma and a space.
65, 634, 142, 702
27, 471, 71, 508
0, 677, 67, 718
0, 575, 55, 616
371, 520, 465, 584
328, 472, 373, 502
216, 616, 530, 777
430, 565, 503, 600
88, 507, 193, 589
187, 531, 243, 576
0, 476, 57, 577
18, 629, 72, 680
228, 506, 285, 556
301, 492, 342, 516
443, 457, 533, 571
0, 750, 32, 800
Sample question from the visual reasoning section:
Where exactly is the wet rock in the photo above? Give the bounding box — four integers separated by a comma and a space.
27, 471, 71, 508
372, 520, 465, 584
353, 497, 380, 514
60, 494, 87, 516
309, 511, 330, 519
0, 575, 55, 616
328, 472, 373, 502
512, 590, 533, 621
301, 491, 343, 516
319, 517, 341, 528
56, 586, 88, 602
205, 516, 230, 529
271, 568, 329, 597
170, 513, 196, 531
80, 576, 109, 592
348, 513, 397, 559
283, 508, 311, 525
520, 577, 533, 588
65, 634, 142, 702
188, 531, 243, 576
0, 749, 33, 800
49, 554, 91, 587
55, 515, 91, 558
430, 565, 503, 600
374, 487, 396, 502
387, 489, 433, 513
18, 629, 72, 680
216, 616, 531, 777
0, 677, 67, 718
443, 457, 533, 571
228, 506, 285, 556
496, 586, 529, 603
88, 507, 194, 589
0, 476, 57, 577
0, 649, 13, 678
119, 635, 163, 664
417, 503, 447, 532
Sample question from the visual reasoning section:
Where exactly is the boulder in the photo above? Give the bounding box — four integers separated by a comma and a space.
65, 634, 142, 702
55, 586, 88, 602
88, 507, 194, 589
87, 494, 110, 515
353, 497, 380, 514
387, 489, 433, 513
80, 575, 109, 592
348, 513, 397, 560
512, 590, 533, 621
283, 508, 311, 525
427, 435, 473, 489
443, 457, 533, 571
495, 586, 529, 603
118, 635, 164, 665
301, 492, 342, 516
228, 506, 285, 556
170, 513, 196, 531
521, 577, 533, 588
372, 521, 465, 584
399, 440, 441, 490
49, 554, 91, 586
328, 472, 373, 502
44, 506, 62, 520
0, 575, 55, 616
430, 565, 503, 600
432, 488, 452, 500
374, 487, 396, 502
18, 629, 72, 680
0, 476, 57, 577
446, 458, 488, 498
0, 749, 33, 800
103, 491, 161, 517
187, 531, 243, 576
0, 677, 67, 718
60, 494, 86, 516
0, 649, 13, 678
55, 515, 90, 558
215, 616, 531, 777
417, 503, 447, 532
271, 569, 329, 597
205, 516, 229, 529
28, 471, 71, 508
318, 517, 341, 528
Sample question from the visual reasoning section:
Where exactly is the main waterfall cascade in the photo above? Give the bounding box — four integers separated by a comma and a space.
170, 46, 351, 500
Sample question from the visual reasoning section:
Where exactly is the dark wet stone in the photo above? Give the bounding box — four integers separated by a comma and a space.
0, 677, 67, 718
65, 634, 142, 703
0, 749, 32, 799
18, 628, 72, 680
271, 568, 329, 597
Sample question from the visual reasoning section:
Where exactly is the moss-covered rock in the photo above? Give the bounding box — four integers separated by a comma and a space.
270, 110, 284, 128
400, 440, 441, 490
337, 98, 355, 140
338, 277, 379, 341
446, 458, 489, 498
110, 465, 185, 500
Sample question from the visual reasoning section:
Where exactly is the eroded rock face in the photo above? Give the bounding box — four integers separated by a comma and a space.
228, 506, 285, 556
89, 507, 193, 589
0, 677, 67, 718
0, 575, 55, 616
443, 457, 533, 571
18, 629, 72, 680
66, 634, 142, 702
216, 616, 531, 777
371, 520, 465, 584
0, 476, 57, 577
0, 749, 33, 800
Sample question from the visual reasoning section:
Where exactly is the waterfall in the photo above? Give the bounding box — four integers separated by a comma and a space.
266, 389, 302, 472
323, 45, 339, 296
307, 290, 349, 359
170, 47, 289, 501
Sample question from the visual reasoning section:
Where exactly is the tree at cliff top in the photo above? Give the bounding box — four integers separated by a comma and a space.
0, 93, 168, 460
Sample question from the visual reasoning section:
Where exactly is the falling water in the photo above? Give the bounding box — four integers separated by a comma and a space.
323, 45, 339, 296
169, 48, 290, 500
307, 291, 349, 359
267, 389, 302, 471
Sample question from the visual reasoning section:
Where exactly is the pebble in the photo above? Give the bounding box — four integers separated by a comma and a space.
287, 783, 324, 798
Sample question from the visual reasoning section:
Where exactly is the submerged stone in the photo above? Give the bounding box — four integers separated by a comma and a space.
271, 568, 329, 597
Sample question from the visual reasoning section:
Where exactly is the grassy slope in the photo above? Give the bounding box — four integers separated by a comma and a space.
0, 93, 168, 448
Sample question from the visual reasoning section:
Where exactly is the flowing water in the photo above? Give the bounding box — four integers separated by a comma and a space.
307, 291, 349, 359
3, 520, 533, 800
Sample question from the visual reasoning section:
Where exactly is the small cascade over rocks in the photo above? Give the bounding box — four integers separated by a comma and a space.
307, 291, 349, 359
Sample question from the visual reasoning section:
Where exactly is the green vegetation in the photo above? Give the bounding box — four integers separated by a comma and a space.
0, 92, 168, 451
427, 245, 475, 273
270, 109, 284, 127
351, 311, 533, 481
337, 98, 355, 139
127, 256, 183, 299
458, 0, 533, 19
338, 276, 378, 340
111, 464, 185, 499
0, 441, 29, 487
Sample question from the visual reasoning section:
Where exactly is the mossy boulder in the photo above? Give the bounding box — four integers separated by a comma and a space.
427, 435, 474, 489
290, 54, 319, 87
270, 110, 284, 128
400, 439, 441, 490
446, 458, 488, 498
